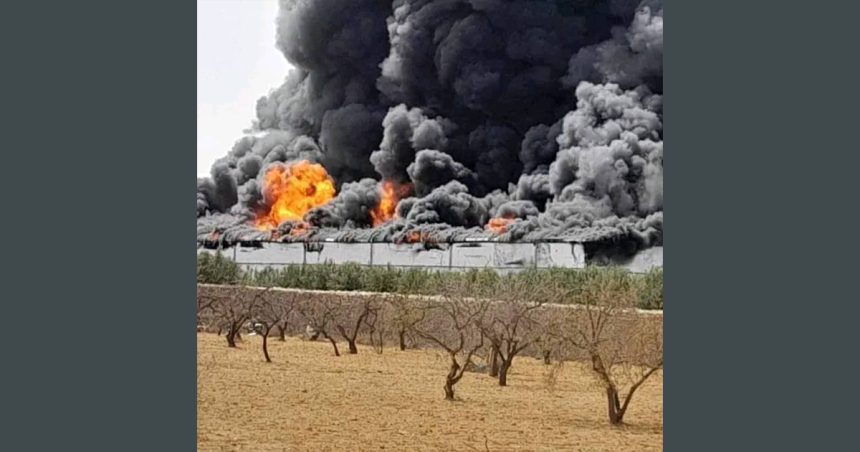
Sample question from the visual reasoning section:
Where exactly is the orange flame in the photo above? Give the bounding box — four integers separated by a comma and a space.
486, 216, 515, 234
396, 230, 438, 244
255, 161, 336, 230
370, 180, 412, 226
288, 221, 311, 238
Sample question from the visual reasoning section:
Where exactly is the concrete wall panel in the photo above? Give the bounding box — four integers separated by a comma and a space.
197, 247, 235, 260
371, 243, 450, 267
536, 243, 585, 268
493, 243, 536, 268
304, 242, 372, 265
451, 243, 495, 268
234, 242, 304, 265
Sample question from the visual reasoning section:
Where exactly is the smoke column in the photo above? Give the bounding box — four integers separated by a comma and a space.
198, 0, 663, 257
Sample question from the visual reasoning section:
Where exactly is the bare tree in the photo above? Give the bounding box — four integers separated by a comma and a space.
332, 294, 380, 354
412, 282, 489, 401
386, 293, 426, 351
211, 286, 265, 348
479, 280, 559, 386
363, 298, 386, 354
297, 294, 341, 356
533, 308, 566, 366
556, 271, 664, 425
273, 291, 300, 341
250, 288, 297, 363
197, 292, 218, 332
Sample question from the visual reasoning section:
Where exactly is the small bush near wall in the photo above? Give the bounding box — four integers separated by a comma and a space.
197, 252, 241, 285
636, 269, 664, 310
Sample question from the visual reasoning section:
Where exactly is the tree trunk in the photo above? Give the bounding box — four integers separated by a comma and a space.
326, 335, 340, 356
262, 333, 271, 363
398, 330, 407, 351
489, 346, 499, 377
226, 325, 239, 348
444, 359, 460, 401
543, 350, 551, 365
444, 381, 455, 401
277, 325, 287, 341
607, 387, 624, 425
498, 359, 510, 386
347, 339, 358, 354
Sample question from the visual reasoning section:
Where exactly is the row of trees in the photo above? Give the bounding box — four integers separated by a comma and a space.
197, 252, 664, 310
197, 269, 663, 425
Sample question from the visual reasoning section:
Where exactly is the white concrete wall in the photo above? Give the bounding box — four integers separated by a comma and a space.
198, 241, 659, 272
370, 243, 450, 267
493, 243, 536, 268
234, 242, 303, 265
535, 243, 586, 268
304, 242, 372, 265
196, 247, 235, 259
451, 243, 495, 267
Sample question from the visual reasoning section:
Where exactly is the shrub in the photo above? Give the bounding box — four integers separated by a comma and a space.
364, 266, 400, 293
636, 268, 664, 309
330, 262, 365, 291
197, 252, 240, 285
397, 268, 428, 294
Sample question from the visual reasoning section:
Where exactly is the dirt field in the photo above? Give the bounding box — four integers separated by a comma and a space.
198, 333, 662, 451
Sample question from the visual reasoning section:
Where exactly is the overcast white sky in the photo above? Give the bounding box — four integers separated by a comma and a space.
197, 0, 292, 177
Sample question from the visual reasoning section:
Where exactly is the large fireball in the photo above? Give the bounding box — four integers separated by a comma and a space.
255, 161, 336, 230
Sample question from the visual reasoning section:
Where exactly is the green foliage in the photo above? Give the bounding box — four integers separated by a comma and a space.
568, 266, 639, 307
397, 268, 428, 295
329, 262, 365, 291
636, 268, 664, 309
364, 266, 400, 293
196, 252, 240, 285
196, 256, 664, 310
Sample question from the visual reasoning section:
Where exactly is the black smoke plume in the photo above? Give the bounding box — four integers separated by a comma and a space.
198, 0, 664, 259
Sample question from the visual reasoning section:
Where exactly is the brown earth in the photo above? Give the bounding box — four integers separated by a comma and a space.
198, 333, 662, 452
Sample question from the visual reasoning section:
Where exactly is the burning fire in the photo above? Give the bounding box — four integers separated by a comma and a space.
370, 180, 412, 226
397, 230, 430, 244
486, 216, 516, 234
288, 221, 311, 238
255, 160, 336, 230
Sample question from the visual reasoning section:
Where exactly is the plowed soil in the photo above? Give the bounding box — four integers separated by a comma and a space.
197, 333, 662, 451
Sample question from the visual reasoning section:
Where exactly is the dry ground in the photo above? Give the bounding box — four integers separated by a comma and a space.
198, 333, 662, 451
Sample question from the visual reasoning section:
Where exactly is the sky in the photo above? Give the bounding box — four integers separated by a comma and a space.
197, 0, 292, 177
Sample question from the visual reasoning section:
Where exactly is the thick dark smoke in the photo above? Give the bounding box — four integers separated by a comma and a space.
407, 149, 476, 196
370, 104, 454, 182
198, 0, 664, 259
305, 178, 380, 227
